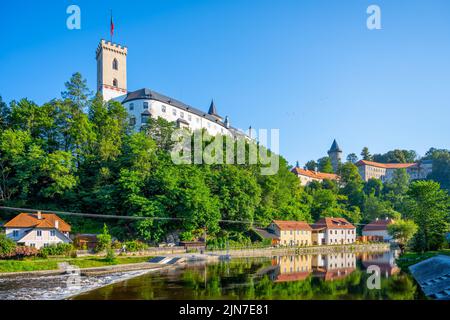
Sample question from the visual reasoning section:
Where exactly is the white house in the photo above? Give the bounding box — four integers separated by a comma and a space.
311, 217, 356, 245
3, 212, 72, 249
362, 217, 395, 241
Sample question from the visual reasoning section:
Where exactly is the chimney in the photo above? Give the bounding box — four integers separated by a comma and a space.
37, 211, 42, 220
55, 220, 59, 230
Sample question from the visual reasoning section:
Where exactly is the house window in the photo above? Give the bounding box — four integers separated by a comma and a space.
112, 58, 118, 70
162, 105, 166, 113
141, 114, 150, 124
180, 112, 184, 119
13, 230, 19, 238
130, 117, 136, 126
113, 79, 118, 87
50, 230, 56, 237
173, 109, 177, 116
37, 230, 42, 237
143, 102, 149, 109
129, 103, 134, 111
30, 243, 36, 248
44, 243, 50, 247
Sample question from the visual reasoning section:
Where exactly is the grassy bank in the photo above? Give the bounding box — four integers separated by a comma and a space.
0, 255, 153, 273
396, 249, 450, 270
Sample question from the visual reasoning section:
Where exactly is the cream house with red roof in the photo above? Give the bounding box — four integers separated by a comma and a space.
3, 212, 71, 249
268, 220, 313, 246
362, 217, 395, 241
311, 217, 356, 245
356, 160, 431, 182
291, 167, 340, 186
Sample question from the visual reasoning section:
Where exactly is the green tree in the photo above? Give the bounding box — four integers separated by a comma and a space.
305, 160, 317, 171
96, 224, 112, 252
388, 220, 418, 253
361, 147, 372, 161
346, 153, 358, 164
317, 157, 333, 173
406, 181, 449, 252
0, 233, 16, 257
425, 149, 450, 190
61, 72, 92, 110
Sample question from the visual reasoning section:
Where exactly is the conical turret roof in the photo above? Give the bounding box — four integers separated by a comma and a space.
328, 139, 342, 153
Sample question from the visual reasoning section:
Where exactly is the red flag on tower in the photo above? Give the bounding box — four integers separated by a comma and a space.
110, 11, 115, 39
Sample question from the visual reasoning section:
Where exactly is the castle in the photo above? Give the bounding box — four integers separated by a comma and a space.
96, 40, 248, 139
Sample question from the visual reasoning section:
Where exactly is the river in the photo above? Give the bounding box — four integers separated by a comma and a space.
72, 250, 425, 300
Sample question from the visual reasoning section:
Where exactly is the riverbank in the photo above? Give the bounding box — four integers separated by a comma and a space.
0, 255, 154, 275
396, 249, 450, 270
208, 243, 391, 257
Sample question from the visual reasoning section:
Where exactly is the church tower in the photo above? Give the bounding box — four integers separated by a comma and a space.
96, 40, 128, 101
328, 139, 342, 173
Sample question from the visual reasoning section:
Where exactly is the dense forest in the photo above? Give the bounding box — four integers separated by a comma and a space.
0, 73, 449, 251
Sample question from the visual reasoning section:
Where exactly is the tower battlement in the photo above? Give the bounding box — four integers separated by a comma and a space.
96, 39, 128, 101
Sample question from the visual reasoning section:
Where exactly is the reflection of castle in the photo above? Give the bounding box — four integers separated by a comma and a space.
267, 253, 357, 282
360, 250, 400, 277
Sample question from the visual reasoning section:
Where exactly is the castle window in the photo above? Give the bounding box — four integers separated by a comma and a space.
161, 105, 166, 113
143, 102, 149, 109
129, 103, 134, 111
113, 79, 118, 87
172, 109, 177, 116
113, 58, 118, 70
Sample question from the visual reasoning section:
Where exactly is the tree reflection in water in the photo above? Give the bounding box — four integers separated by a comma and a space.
73, 251, 424, 300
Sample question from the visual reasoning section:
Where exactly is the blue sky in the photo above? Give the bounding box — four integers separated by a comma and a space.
1, 0, 449, 166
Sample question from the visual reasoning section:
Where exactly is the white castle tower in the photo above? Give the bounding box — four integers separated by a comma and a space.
96, 40, 128, 101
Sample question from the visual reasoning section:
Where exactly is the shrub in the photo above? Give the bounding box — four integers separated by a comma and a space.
112, 240, 123, 250
105, 247, 116, 263
0, 233, 16, 257
124, 240, 148, 252
39, 243, 74, 258
1, 246, 39, 259
95, 224, 112, 253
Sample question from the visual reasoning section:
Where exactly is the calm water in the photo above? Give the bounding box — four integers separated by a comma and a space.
73, 250, 425, 300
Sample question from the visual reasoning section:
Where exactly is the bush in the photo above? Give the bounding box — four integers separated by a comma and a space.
1, 246, 39, 259
95, 224, 112, 253
0, 233, 16, 257
124, 240, 148, 252
105, 248, 116, 263
39, 243, 74, 258
112, 240, 122, 250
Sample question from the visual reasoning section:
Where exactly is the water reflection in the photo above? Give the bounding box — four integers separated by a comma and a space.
74, 250, 424, 300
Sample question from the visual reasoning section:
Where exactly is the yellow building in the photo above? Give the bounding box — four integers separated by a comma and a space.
268, 220, 312, 246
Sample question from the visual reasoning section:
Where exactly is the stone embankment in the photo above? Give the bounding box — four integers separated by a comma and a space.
208, 243, 391, 258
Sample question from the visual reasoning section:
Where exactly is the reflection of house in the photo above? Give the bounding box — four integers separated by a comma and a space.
268, 220, 312, 246
312, 253, 357, 281
362, 218, 394, 241
3, 212, 71, 249
360, 250, 400, 277
311, 218, 356, 245
269, 255, 312, 282
291, 167, 339, 186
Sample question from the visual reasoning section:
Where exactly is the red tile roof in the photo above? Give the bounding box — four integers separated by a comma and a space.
311, 217, 355, 230
273, 220, 312, 231
3, 213, 71, 233
275, 272, 311, 282
291, 167, 339, 181
355, 160, 416, 169
362, 218, 394, 232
